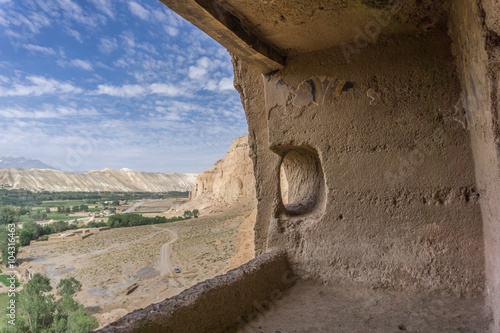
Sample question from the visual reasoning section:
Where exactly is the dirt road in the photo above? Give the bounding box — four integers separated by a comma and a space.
123, 201, 143, 213
159, 228, 178, 276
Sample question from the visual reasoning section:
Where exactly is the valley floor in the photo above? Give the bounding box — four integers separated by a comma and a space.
18, 209, 245, 328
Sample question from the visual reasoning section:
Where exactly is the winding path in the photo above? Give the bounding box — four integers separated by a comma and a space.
159, 228, 178, 276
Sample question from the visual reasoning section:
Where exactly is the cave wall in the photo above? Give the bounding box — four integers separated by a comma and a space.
450, 0, 500, 330
234, 32, 486, 297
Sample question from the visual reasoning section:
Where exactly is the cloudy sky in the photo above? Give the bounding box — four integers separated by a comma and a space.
0, 0, 248, 173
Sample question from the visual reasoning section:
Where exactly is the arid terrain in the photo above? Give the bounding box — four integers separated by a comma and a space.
9, 135, 257, 329
18, 202, 248, 328
0, 168, 197, 192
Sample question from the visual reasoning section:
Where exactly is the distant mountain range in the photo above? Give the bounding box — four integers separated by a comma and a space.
0, 157, 56, 170
0, 168, 197, 192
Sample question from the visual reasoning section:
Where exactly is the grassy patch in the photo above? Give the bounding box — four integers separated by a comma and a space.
46, 213, 77, 221
41, 200, 87, 207
0, 293, 9, 313
0, 275, 19, 288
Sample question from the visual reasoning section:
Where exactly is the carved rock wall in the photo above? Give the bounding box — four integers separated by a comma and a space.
234, 32, 485, 297
450, 1, 500, 330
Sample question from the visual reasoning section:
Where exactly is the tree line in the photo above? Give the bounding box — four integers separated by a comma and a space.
107, 213, 189, 228
0, 190, 188, 207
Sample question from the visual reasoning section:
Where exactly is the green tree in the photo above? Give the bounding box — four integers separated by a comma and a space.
0, 206, 18, 225
19, 206, 30, 215
0, 226, 19, 266
112, 200, 120, 206
45, 207, 50, 214
71, 206, 80, 213
79, 204, 89, 212
183, 210, 192, 218
192, 209, 199, 218
19, 230, 32, 246
22, 221, 43, 239
66, 305, 98, 333
57, 206, 64, 213
15, 274, 97, 333
18, 273, 55, 333
57, 277, 82, 297
42, 225, 52, 236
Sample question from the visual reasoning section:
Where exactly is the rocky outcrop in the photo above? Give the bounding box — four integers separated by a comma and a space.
0, 168, 197, 192
226, 209, 256, 271
189, 135, 256, 211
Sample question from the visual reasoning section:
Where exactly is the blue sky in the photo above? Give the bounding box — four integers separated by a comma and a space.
0, 0, 248, 173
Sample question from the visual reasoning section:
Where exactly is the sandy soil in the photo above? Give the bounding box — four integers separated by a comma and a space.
237, 281, 493, 333
17, 204, 245, 328
123, 198, 187, 213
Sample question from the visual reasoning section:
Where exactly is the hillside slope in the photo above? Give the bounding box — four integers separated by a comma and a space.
0, 168, 197, 192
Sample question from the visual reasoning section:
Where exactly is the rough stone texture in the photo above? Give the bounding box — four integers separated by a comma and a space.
0, 168, 197, 192
234, 32, 486, 297
222, 0, 449, 55
237, 281, 492, 332
190, 135, 256, 211
450, 0, 500, 330
226, 209, 256, 271
94, 250, 294, 333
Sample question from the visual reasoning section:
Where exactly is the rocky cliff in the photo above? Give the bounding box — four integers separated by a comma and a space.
189, 135, 256, 211
186, 135, 257, 271
0, 168, 197, 192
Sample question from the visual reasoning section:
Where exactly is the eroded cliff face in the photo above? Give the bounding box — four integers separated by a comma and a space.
0, 168, 197, 192
189, 135, 256, 212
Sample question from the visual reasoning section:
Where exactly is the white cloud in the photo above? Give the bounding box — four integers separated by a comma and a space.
71, 59, 93, 71
149, 83, 183, 96
95, 84, 146, 97
90, 0, 114, 18
218, 77, 234, 91
94, 83, 184, 98
128, 2, 149, 20
57, 59, 94, 71
188, 67, 207, 80
99, 37, 117, 53
0, 76, 83, 97
66, 28, 83, 42
20, 44, 56, 55
164, 26, 179, 37
56, 0, 104, 27
121, 31, 135, 48
0, 105, 98, 119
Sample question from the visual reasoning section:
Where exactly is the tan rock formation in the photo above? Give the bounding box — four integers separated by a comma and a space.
226, 209, 256, 271
189, 135, 256, 213
0, 168, 197, 192
183, 135, 257, 270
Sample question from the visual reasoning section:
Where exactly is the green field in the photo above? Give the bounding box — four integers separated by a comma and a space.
45, 213, 81, 221
0, 293, 8, 314
0, 275, 18, 288
40, 200, 88, 207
